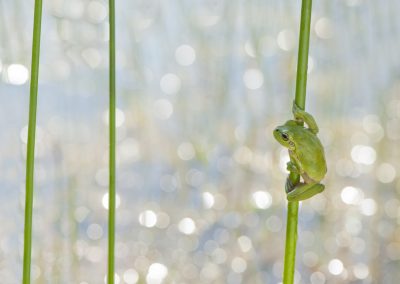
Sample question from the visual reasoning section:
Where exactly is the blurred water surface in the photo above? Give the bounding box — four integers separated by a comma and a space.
1, 0, 400, 283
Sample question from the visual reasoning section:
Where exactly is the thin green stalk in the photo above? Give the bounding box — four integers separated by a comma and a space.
22, 0, 43, 283
283, 0, 312, 283
107, 0, 116, 283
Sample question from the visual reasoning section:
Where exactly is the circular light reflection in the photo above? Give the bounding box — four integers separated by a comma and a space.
146, 263, 168, 284
340, 186, 364, 205
88, 1, 107, 23
243, 68, 264, 90
310, 271, 326, 284
178, 217, 196, 235
123, 269, 139, 284
244, 41, 256, 58
153, 99, 173, 120
251, 191, 272, 209
202, 192, 215, 209
315, 17, 333, 39
87, 223, 103, 240
177, 142, 195, 160
175, 45, 196, 66
277, 30, 295, 51
138, 210, 157, 228
160, 73, 181, 94
353, 263, 369, 279
328, 258, 344, 275
359, 198, 377, 216
237, 236, 252, 252
377, 163, 396, 183
7, 64, 29, 85
351, 145, 376, 165
231, 257, 247, 273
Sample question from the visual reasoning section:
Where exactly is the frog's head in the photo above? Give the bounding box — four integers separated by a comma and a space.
273, 123, 296, 150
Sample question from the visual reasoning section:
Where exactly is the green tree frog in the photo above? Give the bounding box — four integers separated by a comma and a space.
273, 101, 327, 201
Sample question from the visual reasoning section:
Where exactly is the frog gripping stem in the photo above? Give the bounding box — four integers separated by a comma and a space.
282, 0, 313, 284
285, 178, 294, 194
274, 107, 326, 202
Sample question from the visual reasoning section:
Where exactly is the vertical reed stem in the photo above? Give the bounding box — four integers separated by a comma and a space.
22, 0, 43, 283
283, 0, 312, 283
107, 0, 116, 283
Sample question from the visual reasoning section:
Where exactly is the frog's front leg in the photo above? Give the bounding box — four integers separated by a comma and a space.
287, 161, 300, 174
292, 101, 319, 134
286, 182, 325, 201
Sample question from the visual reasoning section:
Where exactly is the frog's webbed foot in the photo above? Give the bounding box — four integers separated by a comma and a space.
285, 177, 295, 194
292, 101, 319, 134
287, 182, 325, 202
285, 161, 302, 193
287, 161, 300, 174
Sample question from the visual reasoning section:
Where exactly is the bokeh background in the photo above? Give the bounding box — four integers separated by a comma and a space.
1, 0, 400, 283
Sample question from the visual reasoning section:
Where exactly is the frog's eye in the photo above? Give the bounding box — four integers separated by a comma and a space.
281, 133, 289, 141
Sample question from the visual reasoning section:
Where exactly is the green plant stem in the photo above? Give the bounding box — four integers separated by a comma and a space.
294, 0, 312, 110
107, 0, 116, 283
283, 0, 312, 283
22, 0, 43, 283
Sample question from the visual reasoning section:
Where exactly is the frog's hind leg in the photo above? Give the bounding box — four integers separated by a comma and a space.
287, 183, 325, 202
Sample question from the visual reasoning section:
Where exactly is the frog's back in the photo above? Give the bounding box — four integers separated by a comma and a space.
293, 128, 327, 182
